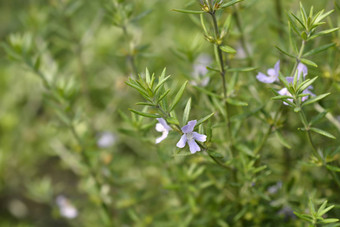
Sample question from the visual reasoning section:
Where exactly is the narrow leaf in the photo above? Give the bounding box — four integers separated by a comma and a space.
172, 9, 204, 14
302, 93, 330, 106
196, 113, 214, 127
303, 43, 336, 57
310, 127, 336, 139
221, 0, 244, 8
226, 98, 248, 106
300, 58, 318, 67
129, 109, 160, 118
220, 45, 236, 54
183, 98, 192, 125
170, 81, 188, 111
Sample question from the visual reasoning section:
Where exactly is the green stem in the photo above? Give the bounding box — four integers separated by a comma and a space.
209, 11, 232, 141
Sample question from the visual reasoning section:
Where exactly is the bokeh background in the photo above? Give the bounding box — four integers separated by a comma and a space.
0, 0, 340, 226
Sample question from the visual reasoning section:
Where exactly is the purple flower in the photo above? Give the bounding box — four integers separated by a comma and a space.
155, 118, 171, 144
256, 60, 280, 83
176, 120, 207, 154
286, 63, 308, 82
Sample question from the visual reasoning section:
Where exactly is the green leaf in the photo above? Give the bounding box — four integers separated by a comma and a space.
322, 218, 339, 223
300, 58, 318, 67
275, 46, 296, 58
275, 131, 291, 149
157, 89, 170, 103
183, 98, 192, 125
310, 111, 327, 126
302, 93, 330, 106
287, 13, 301, 36
200, 14, 208, 35
206, 66, 220, 73
303, 43, 336, 57
145, 68, 151, 85
297, 76, 318, 93
196, 113, 214, 127
126, 81, 151, 101
129, 109, 160, 118
221, 0, 244, 8
220, 45, 236, 54
326, 165, 340, 172
317, 200, 328, 216
310, 127, 336, 139
172, 9, 204, 14
272, 95, 293, 100
293, 212, 313, 222
154, 75, 171, 94
170, 81, 188, 111
136, 102, 156, 106
309, 27, 339, 40
290, 12, 306, 29
226, 98, 248, 106
226, 67, 257, 72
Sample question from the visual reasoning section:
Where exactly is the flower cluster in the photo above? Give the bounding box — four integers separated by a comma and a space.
256, 61, 315, 105
155, 118, 207, 154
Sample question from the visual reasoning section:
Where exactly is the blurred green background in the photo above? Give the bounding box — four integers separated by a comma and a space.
0, 0, 340, 226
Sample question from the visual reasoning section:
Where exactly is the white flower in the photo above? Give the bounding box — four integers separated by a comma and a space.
155, 118, 171, 144
97, 132, 116, 148
56, 195, 78, 219
176, 120, 207, 154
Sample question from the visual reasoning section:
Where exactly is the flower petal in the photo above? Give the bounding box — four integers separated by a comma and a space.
157, 118, 171, 131
286, 77, 294, 84
297, 63, 308, 79
301, 86, 315, 102
176, 134, 187, 148
188, 139, 200, 154
267, 68, 276, 77
274, 60, 280, 75
155, 123, 164, 132
193, 132, 207, 142
278, 88, 292, 105
256, 72, 276, 83
181, 120, 197, 133
156, 131, 169, 144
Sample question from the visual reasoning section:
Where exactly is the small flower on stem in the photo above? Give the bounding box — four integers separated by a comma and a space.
256, 60, 280, 83
155, 118, 171, 144
176, 120, 207, 154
